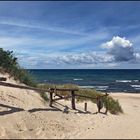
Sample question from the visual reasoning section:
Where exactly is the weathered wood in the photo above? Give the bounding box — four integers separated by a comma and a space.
71, 91, 76, 110
0, 77, 7, 81
54, 93, 63, 98
49, 91, 53, 107
0, 82, 78, 93
105, 93, 109, 115
75, 93, 109, 100
50, 88, 78, 92
105, 106, 108, 115
84, 102, 87, 112
96, 97, 103, 113
0, 81, 50, 92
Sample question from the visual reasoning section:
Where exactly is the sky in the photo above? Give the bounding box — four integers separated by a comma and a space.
0, 1, 140, 69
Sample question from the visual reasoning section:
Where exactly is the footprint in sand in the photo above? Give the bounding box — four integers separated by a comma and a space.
16, 122, 27, 132
0, 126, 6, 137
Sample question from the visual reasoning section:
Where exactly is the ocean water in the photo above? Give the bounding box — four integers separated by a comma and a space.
28, 69, 140, 93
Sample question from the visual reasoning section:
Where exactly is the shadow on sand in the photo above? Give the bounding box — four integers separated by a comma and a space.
28, 106, 62, 113
53, 101, 107, 115
0, 103, 107, 115
0, 103, 24, 116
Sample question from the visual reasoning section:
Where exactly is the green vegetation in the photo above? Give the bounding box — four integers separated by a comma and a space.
104, 97, 123, 114
0, 48, 37, 87
40, 92, 49, 102
38, 83, 123, 115
76, 89, 123, 114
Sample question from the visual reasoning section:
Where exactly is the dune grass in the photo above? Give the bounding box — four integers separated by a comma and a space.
0, 48, 37, 87
40, 92, 49, 102
38, 83, 123, 115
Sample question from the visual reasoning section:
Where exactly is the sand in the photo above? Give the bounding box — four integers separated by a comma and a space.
0, 73, 140, 139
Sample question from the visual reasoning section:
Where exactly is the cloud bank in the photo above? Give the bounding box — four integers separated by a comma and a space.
53, 36, 138, 66
55, 52, 113, 65
2, 35, 139, 69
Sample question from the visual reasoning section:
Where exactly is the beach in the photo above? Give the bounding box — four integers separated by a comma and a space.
1, 1, 140, 139
0, 74, 140, 139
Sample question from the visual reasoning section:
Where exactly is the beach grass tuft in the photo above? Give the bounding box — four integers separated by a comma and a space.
40, 92, 49, 102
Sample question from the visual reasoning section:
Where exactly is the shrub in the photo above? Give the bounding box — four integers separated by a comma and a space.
103, 96, 123, 114
0, 48, 37, 87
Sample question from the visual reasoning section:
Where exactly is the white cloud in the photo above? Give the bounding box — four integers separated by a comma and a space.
101, 36, 135, 62
16, 50, 115, 69
54, 52, 114, 65
102, 36, 133, 49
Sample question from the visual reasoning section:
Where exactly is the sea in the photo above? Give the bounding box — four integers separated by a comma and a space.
28, 69, 140, 93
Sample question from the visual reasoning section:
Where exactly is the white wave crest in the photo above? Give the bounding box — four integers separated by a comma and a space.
116, 80, 139, 83
131, 85, 140, 88
116, 80, 132, 83
73, 78, 83, 81
79, 86, 108, 90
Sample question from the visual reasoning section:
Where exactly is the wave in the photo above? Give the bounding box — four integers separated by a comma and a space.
79, 86, 95, 89
134, 88, 140, 90
133, 80, 139, 82
130, 85, 140, 90
116, 80, 132, 83
131, 85, 140, 88
73, 78, 83, 81
116, 80, 139, 83
79, 86, 108, 90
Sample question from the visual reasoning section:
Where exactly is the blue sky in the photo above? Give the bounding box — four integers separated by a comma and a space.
0, 1, 140, 69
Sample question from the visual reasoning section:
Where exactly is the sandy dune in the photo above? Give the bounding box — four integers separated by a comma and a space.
0, 74, 140, 139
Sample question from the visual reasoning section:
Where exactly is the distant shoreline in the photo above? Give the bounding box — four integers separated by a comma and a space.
27, 69, 140, 70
